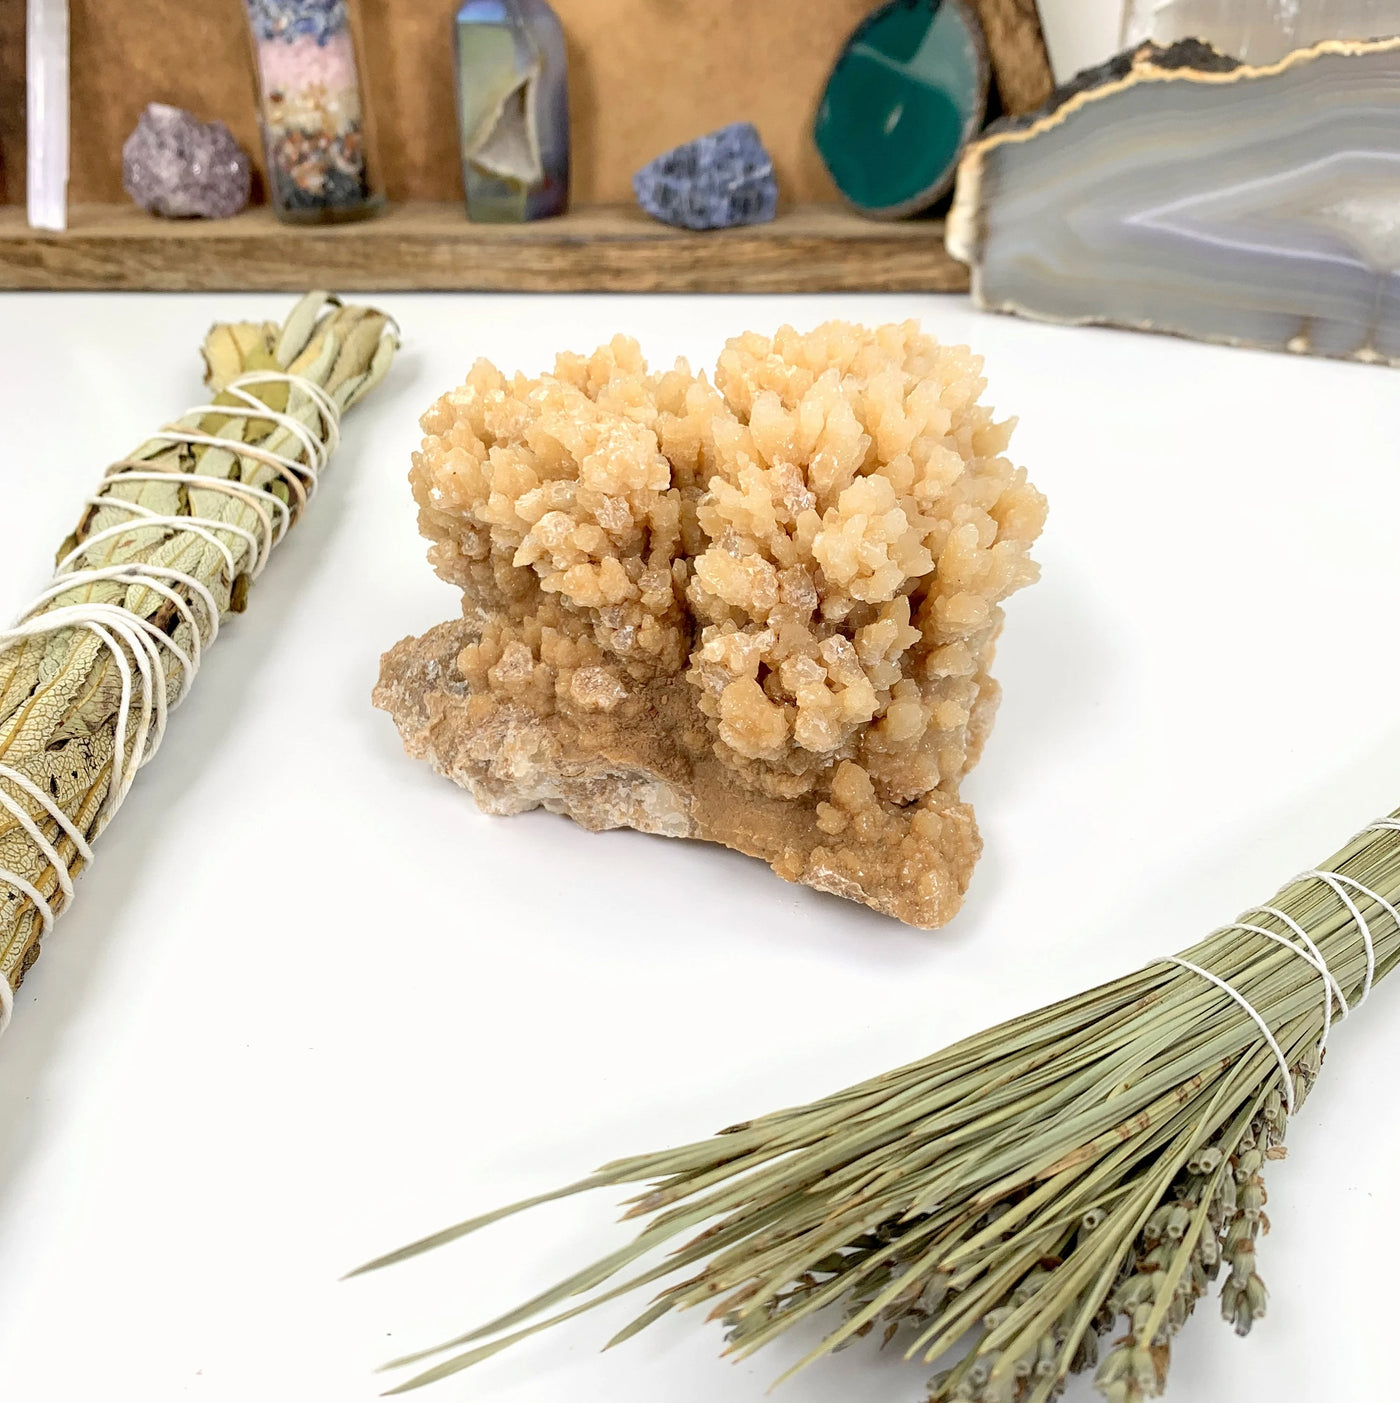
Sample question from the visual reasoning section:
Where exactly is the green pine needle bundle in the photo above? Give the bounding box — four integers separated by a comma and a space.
357, 812, 1400, 1402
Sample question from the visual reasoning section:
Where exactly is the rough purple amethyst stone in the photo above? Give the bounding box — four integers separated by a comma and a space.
122, 103, 252, 219
632, 122, 778, 231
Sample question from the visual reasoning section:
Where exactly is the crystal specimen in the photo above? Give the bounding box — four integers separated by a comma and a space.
375, 324, 1045, 929
947, 37, 1400, 365
242, 0, 383, 222
455, 0, 569, 222
25, 0, 68, 230
632, 123, 778, 231
815, 0, 989, 219
1122, 0, 1400, 67
122, 104, 252, 218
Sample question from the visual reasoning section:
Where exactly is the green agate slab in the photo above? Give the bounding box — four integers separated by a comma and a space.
815, 0, 989, 219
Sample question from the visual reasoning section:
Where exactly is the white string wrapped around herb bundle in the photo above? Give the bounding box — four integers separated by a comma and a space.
357, 809, 1400, 1403
0, 293, 397, 1031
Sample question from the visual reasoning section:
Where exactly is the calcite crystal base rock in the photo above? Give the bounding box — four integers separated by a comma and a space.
948, 38, 1400, 364
376, 620, 984, 923
376, 325, 1045, 928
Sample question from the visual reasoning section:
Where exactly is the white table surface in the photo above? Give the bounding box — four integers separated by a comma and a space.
0, 290, 1396, 1403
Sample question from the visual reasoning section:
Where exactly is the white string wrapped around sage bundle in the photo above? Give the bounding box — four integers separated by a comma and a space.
358, 811, 1400, 1403
0, 292, 397, 1032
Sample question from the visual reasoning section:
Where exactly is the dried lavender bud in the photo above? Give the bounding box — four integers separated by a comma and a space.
359, 816, 1400, 1403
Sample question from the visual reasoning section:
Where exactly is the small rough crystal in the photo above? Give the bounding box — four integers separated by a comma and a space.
122, 103, 251, 219
1122, 0, 1400, 66
375, 323, 1046, 929
632, 123, 778, 230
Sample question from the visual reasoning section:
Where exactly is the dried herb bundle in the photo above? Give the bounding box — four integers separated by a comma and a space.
0, 293, 396, 1015
360, 813, 1400, 1401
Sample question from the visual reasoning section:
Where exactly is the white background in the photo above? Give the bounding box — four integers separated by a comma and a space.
1039, 0, 1125, 83
1, 288, 1398, 1403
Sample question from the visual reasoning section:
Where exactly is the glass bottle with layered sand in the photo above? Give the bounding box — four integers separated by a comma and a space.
455, 0, 569, 221
242, 0, 384, 223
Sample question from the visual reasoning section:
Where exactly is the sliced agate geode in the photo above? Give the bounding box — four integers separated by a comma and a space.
947, 37, 1400, 364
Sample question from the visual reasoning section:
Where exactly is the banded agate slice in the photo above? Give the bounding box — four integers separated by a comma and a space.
947, 37, 1400, 364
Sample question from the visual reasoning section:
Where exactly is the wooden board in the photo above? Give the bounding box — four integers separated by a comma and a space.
0, 1, 1052, 207
0, 202, 970, 294
977, 0, 1056, 112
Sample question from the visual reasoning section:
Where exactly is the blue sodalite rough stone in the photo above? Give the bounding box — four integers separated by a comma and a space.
632, 123, 778, 231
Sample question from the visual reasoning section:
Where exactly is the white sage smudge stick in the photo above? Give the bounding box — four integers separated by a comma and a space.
0, 292, 397, 1029
357, 811, 1400, 1402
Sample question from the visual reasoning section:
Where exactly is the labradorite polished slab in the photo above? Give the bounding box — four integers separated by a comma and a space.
815, 0, 989, 219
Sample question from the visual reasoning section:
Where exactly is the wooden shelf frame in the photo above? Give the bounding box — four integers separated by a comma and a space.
0, 202, 969, 294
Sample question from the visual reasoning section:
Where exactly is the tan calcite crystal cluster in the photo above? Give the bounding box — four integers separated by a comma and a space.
375, 322, 1046, 927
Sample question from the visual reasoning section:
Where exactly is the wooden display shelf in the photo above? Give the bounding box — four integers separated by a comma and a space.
0, 202, 968, 295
